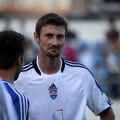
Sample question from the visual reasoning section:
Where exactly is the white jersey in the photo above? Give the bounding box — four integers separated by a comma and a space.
14, 56, 112, 120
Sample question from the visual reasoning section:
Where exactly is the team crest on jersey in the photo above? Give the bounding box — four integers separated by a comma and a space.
48, 83, 58, 100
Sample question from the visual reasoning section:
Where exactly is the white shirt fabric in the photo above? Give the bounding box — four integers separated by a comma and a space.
14, 56, 112, 120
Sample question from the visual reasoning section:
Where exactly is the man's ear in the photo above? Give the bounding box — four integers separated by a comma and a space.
34, 32, 40, 45
15, 56, 22, 66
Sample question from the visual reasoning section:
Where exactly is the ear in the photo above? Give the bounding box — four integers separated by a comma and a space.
34, 32, 40, 45
15, 56, 22, 66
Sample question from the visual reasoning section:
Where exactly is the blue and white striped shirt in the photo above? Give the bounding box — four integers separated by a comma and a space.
2, 80, 29, 120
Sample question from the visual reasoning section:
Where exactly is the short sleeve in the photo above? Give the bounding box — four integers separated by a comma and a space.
86, 71, 112, 115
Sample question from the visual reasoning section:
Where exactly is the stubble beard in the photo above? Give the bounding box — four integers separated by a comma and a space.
46, 51, 60, 58
14, 65, 22, 81
14, 70, 20, 80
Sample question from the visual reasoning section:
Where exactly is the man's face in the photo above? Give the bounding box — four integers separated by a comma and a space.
39, 24, 66, 57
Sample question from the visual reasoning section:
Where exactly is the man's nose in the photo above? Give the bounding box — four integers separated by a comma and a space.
52, 37, 58, 45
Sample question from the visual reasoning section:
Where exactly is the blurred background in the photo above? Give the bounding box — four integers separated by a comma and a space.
0, 0, 120, 119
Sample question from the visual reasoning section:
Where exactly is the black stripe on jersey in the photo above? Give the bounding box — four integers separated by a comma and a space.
98, 107, 111, 116
22, 62, 33, 72
107, 99, 112, 105
61, 58, 65, 72
23, 62, 32, 69
63, 58, 104, 94
22, 66, 33, 72
63, 58, 93, 75
32, 59, 41, 75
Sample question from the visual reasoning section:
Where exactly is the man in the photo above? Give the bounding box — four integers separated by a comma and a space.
14, 13, 115, 120
0, 30, 29, 120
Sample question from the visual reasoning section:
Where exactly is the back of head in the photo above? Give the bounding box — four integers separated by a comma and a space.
0, 30, 25, 70
35, 13, 68, 36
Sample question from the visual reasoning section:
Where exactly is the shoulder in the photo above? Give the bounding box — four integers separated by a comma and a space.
62, 58, 94, 77
18, 59, 37, 79
21, 58, 40, 75
3, 81, 28, 103
64, 58, 88, 69
4, 82, 22, 96
14, 58, 38, 90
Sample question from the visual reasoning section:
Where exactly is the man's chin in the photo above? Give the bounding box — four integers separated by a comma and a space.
47, 53, 59, 58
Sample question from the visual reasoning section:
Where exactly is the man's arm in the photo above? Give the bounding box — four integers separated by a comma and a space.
100, 107, 115, 120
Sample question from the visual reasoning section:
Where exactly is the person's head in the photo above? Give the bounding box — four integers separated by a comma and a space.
0, 30, 25, 80
34, 13, 68, 58
35, 13, 68, 37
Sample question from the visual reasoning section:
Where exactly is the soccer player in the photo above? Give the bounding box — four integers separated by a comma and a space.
14, 13, 115, 120
0, 30, 29, 120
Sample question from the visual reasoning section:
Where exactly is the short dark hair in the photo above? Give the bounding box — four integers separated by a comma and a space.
0, 30, 25, 69
35, 13, 68, 37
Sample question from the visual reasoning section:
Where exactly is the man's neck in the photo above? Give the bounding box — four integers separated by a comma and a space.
0, 70, 14, 84
38, 55, 61, 74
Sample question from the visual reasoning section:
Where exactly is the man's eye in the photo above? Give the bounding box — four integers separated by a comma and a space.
57, 35, 64, 39
47, 35, 51, 38
46, 34, 53, 39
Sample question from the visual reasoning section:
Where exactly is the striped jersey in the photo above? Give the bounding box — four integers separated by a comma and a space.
1, 80, 29, 120
0, 79, 18, 120
14, 56, 112, 120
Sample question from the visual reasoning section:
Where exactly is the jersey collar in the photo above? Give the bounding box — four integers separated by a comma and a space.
32, 56, 65, 75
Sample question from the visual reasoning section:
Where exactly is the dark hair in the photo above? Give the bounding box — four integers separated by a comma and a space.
35, 13, 68, 37
0, 30, 25, 69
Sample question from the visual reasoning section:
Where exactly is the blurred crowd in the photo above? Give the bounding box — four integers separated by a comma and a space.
1, 17, 120, 99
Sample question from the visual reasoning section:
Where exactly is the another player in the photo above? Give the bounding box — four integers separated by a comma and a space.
14, 13, 115, 120
0, 30, 29, 120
